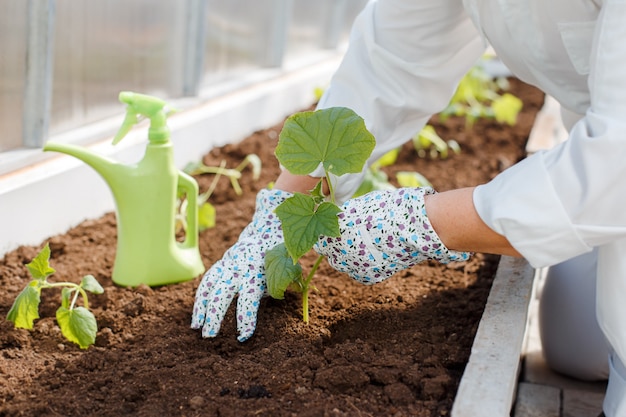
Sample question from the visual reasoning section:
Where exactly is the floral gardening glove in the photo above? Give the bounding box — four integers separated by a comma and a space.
314, 187, 470, 284
191, 188, 292, 342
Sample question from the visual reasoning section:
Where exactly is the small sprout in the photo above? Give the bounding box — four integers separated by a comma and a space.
412, 125, 458, 159
184, 153, 261, 196
492, 93, 523, 126
6, 243, 104, 349
440, 64, 523, 127
396, 171, 433, 188
372, 148, 399, 169
177, 154, 263, 233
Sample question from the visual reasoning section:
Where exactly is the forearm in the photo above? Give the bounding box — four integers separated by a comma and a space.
424, 187, 522, 257
275, 171, 521, 257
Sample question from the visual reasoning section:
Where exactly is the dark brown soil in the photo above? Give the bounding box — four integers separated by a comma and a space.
0, 79, 543, 417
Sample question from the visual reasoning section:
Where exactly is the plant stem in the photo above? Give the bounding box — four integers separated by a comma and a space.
47, 282, 89, 309
69, 289, 80, 310
301, 255, 325, 323
204, 160, 226, 200
193, 165, 242, 179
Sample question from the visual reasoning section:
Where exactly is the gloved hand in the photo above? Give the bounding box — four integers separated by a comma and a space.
191, 188, 292, 342
315, 187, 470, 284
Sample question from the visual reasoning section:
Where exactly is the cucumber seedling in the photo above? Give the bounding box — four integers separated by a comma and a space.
265, 107, 375, 322
6, 243, 104, 349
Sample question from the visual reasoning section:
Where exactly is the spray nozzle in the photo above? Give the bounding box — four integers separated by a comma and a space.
113, 92, 177, 145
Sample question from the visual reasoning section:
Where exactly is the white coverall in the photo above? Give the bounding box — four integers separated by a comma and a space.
313, 0, 626, 414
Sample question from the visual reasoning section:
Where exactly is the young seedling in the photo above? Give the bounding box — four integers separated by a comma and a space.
440, 63, 523, 127
413, 62, 523, 160
412, 124, 461, 160
6, 243, 104, 349
265, 107, 375, 323
176, 154, 262, 233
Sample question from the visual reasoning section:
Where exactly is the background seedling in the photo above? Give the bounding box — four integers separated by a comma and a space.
6, 243, 104, 349
176, 154, 262, 233
413, 60, 522, 159
439, 62, 522, 127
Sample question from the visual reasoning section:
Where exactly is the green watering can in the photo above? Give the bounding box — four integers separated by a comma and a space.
44, 92, 205, 287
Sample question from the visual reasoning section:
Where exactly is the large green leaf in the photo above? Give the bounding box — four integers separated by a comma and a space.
265, 244, 303, 300
26, 243, 55, 279
275, 107, 375, 177
275, 193, 341, 263
56, 306, 97, 349
6, 285, 41, 329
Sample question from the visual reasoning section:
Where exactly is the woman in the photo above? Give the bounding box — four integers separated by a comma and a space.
192, 1, 626, 414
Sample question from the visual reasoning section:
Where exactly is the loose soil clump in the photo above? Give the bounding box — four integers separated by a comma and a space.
0, 79, 543, 416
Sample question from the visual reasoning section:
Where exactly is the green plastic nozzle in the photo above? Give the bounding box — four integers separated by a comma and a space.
113, 92, 177, 145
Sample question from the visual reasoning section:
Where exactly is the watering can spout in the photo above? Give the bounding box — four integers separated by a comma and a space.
43, 141, 124, 183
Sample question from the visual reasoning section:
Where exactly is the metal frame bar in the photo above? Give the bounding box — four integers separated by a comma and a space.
182, 0, 208, 96
22, 0, 55, 148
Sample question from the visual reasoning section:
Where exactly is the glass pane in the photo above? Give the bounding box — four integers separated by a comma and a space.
50, 1, 186, 136
0, 1, 28, 152
287, 0, 327, 57
200, 0, 275, 90
285, 0, 368, 65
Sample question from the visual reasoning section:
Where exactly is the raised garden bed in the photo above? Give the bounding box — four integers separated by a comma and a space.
0, 78, 543, 417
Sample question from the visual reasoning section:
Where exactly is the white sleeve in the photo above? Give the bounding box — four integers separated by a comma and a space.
311, 0, 485, 203
474, 0, 626, 267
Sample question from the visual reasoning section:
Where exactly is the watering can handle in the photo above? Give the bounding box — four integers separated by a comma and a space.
178, 171, 199, 248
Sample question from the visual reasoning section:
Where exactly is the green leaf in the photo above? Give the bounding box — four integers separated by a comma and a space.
492, 93, 523, 126
275, 193, 341, 262
80, 275, 104, 294
26, 243, 55, 280
374, 148, 399, 168
396, 171, 433, 188
56, 306, 97, 349
6, 284, 41, 329
276, 107, 375, 177
265, 244, 303, 299
198, 202, 216, 231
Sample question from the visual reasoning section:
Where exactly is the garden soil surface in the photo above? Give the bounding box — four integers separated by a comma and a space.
0, 79, 543, 417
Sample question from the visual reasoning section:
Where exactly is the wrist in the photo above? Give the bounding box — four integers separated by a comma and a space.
273, 171, 326, 194
424, 187, 521, 257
